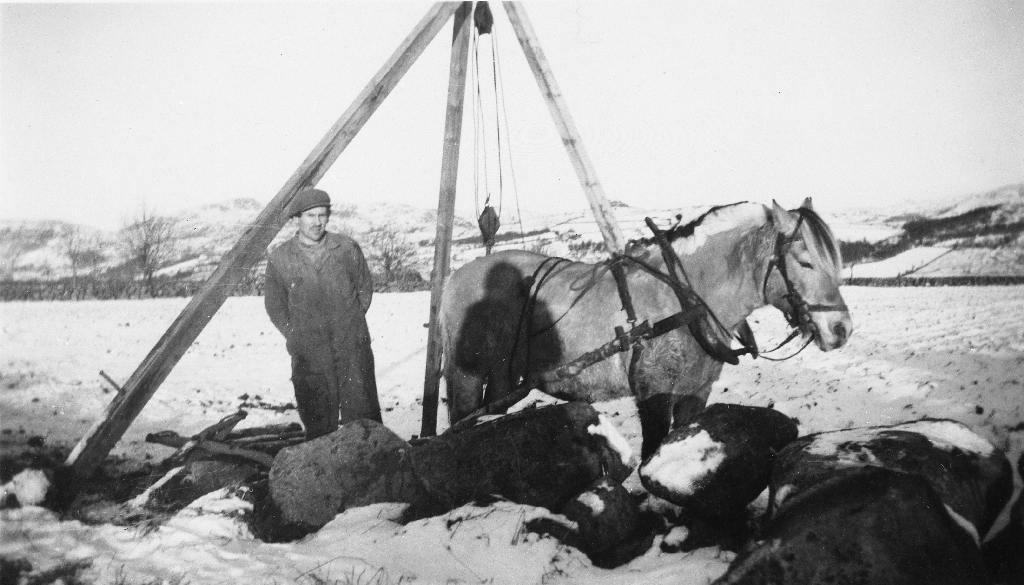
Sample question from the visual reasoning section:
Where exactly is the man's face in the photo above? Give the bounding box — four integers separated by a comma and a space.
297, 206, 330, 245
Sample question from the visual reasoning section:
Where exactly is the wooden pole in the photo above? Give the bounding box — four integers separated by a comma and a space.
503, 2, 626, 254
65, 2, 461, 483
421, 2, 473, 438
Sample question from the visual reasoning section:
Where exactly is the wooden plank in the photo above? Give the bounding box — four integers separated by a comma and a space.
165, 410, 248, 467
502, 2, 626, 254
65, 2, 461, 484
421, 2, 473, 438
145, 432, 276, 468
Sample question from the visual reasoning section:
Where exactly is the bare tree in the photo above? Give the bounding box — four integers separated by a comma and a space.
119, 206, 179, 297
59, 226, 84, 295
365, 223, 416, 286
60, 227, 105, 298
0, 227, 33, 279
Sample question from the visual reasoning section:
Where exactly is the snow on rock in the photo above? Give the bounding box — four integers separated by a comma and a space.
900, 419, 998, 456
641, 404, 798, 517
507, 388, 568, 413
804, 419, 996, 458
773, 420, 1012, 538
588, 413, 636, 468
643, 429, 726, 498
0, 469, 50, 507
716, 467, 988, 585
576, 491, 606, 516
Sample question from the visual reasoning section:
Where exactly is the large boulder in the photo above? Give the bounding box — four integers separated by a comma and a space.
268, 419, 422, 533
411, 403, 635, 513
770, 419, 1012, 539
713, 466, 989, 585
640, 403, 798, 516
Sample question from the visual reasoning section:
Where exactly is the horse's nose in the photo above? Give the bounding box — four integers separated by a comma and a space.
831, 320, 850, 346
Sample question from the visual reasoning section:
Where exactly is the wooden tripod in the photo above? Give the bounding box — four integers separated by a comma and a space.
65, 1, 625, 485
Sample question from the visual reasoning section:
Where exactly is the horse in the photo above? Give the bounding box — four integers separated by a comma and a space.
439, 199, 852, 458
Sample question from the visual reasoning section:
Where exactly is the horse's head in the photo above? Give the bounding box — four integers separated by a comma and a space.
765, 199, 853, 351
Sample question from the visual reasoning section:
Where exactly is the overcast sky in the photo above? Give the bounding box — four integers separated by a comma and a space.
2, 1, 1022, 229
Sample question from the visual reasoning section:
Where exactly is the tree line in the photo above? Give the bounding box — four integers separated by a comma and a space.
2, 208, 426, 302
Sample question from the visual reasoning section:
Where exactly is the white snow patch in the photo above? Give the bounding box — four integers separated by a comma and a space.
641, 430, 727, 496
805, 432, 881, 465
772, 484, 797, 508
677, 203, 766, 255
805, 420, 995, 460
663, 526, 691, 547
0, 469, 50, 507
944, 504, 980, 547
130, 465, 186, 508
507, 388, 567, 413
844, 247, 949, 278
588, 414, 635, 467
576, 491, 605, 516
895, 420, 996, 456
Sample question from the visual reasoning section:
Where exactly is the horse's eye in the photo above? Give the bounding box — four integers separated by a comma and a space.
797, 259, 814, 269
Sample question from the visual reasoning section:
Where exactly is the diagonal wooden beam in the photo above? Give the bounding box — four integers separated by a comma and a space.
421, 2, 473, 437
65, 2, 461, 484
503, 2, 625, 254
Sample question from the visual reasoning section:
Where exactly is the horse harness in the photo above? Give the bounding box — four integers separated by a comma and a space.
614, 211, 850, 365
468, 212, 845, 419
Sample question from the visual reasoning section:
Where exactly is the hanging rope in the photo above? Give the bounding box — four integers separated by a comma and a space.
489, 14, 527, 247
471, 1, 517, 255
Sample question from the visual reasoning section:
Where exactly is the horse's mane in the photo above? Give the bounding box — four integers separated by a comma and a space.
627, 202, 764, 251
793, 206, 843, 274
625, 201, 842, 274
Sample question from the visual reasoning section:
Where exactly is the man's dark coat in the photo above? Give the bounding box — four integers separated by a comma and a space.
265, 232, 380, 437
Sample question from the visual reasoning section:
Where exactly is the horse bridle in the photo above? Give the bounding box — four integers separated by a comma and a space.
761, 211, 849, 347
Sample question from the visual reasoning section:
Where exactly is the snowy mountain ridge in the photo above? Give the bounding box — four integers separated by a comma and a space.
2, 183, 1022, 281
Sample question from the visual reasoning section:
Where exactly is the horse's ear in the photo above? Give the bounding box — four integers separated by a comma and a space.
800, 197, 814, 211
771, 200, 797, 234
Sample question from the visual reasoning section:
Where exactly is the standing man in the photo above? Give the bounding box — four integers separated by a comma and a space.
264, 187, 381, 439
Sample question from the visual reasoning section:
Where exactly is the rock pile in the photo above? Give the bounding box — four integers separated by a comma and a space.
249, 402, 640, 545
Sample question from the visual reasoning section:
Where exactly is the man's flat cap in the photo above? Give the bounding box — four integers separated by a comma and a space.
288, 188, 332, 217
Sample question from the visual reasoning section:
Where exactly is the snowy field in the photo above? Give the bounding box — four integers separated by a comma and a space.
2, 286, 1023, 584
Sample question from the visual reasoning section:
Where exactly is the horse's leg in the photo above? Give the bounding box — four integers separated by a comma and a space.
638, 394, 674, 461
445, 365, 486, 424
671, 394, 707, 428
669, 376, 717, 429
638, 372, 719, 459
484, 362, 516, 409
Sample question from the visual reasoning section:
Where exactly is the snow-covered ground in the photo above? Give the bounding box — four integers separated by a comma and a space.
2, 287, 1023, 584
843, 246, 951, 278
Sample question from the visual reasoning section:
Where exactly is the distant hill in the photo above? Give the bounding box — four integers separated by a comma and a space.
2, 183, 1022, 288
840, 183, 1024, 278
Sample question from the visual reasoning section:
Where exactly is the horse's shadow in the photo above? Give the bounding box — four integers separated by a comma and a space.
453, 261, 563, 406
